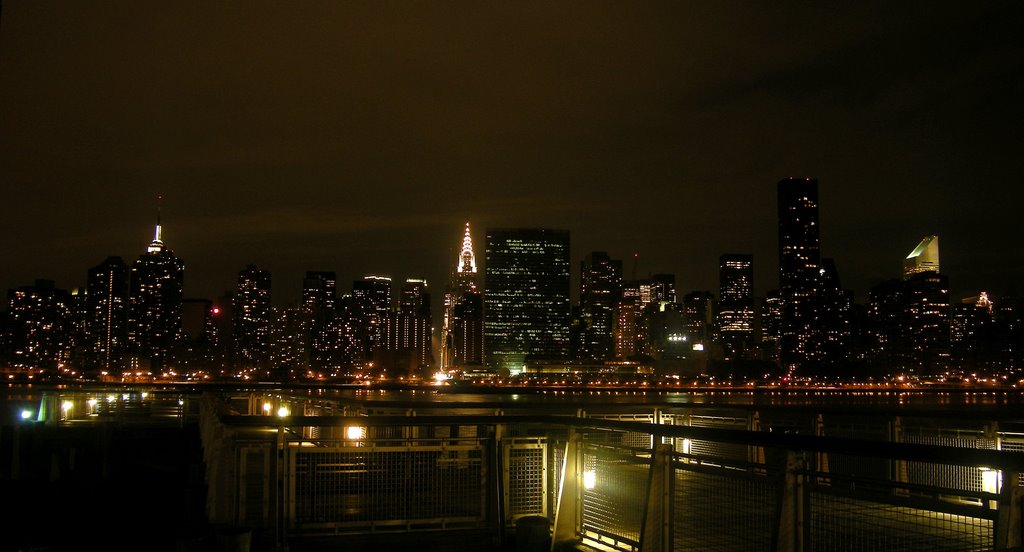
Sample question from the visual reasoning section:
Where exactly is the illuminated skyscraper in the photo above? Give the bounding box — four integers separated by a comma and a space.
452, 291, 483, 366
484, 228, 570, 372
716, 254, 754, 360
777, 177, 821, 370
683, 291, 714, 349
233, 264, 272, 370
303, 271, 337, 369
86, 256, 129, 374
383, 278, 433, 370
615, 283, 641, 359
442, 223, 481, 369
904, 271, 950, 374
352, 274, 392, 355
866, 240, 950, 375
302, 271, 337, 321
579, 252, 622, 361
128, 216, 184, 371
5, 279, 72, 373
270, 305, 311, 379
903, 235, 939, 279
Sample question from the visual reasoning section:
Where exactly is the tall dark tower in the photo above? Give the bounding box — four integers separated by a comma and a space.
128, 214, 185, 372
717, 254, 754, 360
233, 264, 272, 371
579, 252, 622, 361
86, 256, 129, 375
777, 177, 821, 371
484, 228, 571, 372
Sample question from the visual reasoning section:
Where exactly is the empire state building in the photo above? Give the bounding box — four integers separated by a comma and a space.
128, 214, 185, 373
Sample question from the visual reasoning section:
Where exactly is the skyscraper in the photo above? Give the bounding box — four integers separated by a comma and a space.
904, 271, 950, 374
441, 223, 482, 370
350, 274, 392, 358
717, 254, 755, 360
5, 279, 72, 374
128, 216, 184, 371
303, 271, 337, 369
484, 228, 570, 372
683, 291, 714, 349
866, 238, 950, 375
383, 278, 433, 371
85, 256, 129, 375
233, 264, 272, 370
615, 283, 642, 359
579, 252, 622, 361
903, 235, 939, 279
777, 177, 821, 370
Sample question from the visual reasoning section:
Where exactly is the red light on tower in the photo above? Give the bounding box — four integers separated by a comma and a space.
212, 307, 221, 315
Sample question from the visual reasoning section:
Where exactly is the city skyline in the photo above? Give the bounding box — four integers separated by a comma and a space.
1, 2, 1022, 307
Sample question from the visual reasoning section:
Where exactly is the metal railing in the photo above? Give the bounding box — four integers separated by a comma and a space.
197, 392, 1024, 551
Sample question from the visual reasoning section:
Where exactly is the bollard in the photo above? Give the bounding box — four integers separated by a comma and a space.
516, 515, 551, 552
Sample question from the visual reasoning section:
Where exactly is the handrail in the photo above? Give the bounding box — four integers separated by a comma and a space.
216, 413, 1024, 470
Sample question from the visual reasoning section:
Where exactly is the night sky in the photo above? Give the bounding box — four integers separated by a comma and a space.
2, 2, 1022, 309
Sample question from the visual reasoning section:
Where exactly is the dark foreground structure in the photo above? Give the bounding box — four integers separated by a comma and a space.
3, 387, 1024, 551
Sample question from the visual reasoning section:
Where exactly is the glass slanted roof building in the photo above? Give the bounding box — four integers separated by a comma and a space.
903, 235, 939, 279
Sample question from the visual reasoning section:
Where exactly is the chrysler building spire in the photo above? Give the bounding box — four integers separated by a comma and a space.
457, 221, 476, 275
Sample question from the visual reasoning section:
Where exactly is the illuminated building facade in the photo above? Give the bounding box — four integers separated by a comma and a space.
128, 219, 184, 371
579, 252, 622, 361
270, 306, 311, 378
818, 258, 853, 367
5, 279, 72, 373
903, 271, 950, 374
352, 274, 392, 354
233, 264, 272, 369
383, 278, 433, 370
484, 228, 570, 372
716, 254, 754, 360
777, 177, 822, 370
866, 238, 950, 375
85, 256, 129, 374
615, 284, 641, 359
759, 290, 782, 361
683, 291, 714, 349
302, 271, 336, 321
442, 223, 482, 369
452, 291, 483, 366
903, 235, 939, 279
303, 271, 337, 369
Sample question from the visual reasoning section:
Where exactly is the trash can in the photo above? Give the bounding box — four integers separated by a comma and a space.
213, 525, 251, 552
516, 515, 551, 552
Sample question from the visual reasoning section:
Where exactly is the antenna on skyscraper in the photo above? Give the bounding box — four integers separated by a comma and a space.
632, 252, 639, 281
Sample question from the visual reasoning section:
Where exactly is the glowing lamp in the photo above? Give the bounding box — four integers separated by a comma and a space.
583, 470, 597, 490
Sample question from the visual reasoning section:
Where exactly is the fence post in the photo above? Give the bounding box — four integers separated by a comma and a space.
749, 411, 765, 465
552, 429, 581, 550
640, 443, 673, 552
890, 416, 909, 497
995, 471, 1022, 549
775, 450, 808, 552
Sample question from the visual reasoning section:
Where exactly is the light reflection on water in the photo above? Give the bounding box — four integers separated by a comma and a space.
325, 387, 1024, 410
